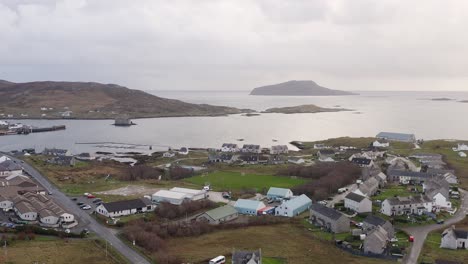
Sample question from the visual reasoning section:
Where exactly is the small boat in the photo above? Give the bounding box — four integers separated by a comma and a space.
272, 139, 278, 142
237, 138, 244, 141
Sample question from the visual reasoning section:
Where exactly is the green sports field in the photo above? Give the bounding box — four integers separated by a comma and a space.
184, 171, 307, 191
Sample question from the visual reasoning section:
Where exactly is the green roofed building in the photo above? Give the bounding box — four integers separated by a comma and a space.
196, 205, 239, 225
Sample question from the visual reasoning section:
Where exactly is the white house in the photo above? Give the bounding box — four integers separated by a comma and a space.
381, 195, 433, 216
234, 199, 266, 215
13, 200, 38, 221
152, 190, 188, 205
163, 152, 175, 158
96, 198, 154, 218
441, 226, 468, 249
0, 160, 23, 177
459, 152, 467, 158
423, 179, 451, 210
270, 145, 288, 155
275, 194, 312, 217
344, 192, 372, 213
453, 143, 468, 151
221, 143, 239, 152
0, 195, 13, 211
372, 140, 390, 148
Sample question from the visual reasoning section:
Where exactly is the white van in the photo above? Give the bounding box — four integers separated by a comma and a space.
209, 256, 226, 264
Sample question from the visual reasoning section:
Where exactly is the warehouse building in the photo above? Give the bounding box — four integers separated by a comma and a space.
234, 199, 266, 215
169, 187, 207, 201
152, 190, 188, 205
275, 194, 312, 217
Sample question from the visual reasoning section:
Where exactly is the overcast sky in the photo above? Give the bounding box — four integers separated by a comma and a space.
2, 0, 468, 91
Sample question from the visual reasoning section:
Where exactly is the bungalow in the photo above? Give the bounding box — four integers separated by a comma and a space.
178, 147, 189, 155
275, 194, 312, 217
196, 205, 238, 225
152, 190, 188, 205
344, 192, 372, 213
96, 198, 154, 218
309, 204, 350, 233
376, 132, 416, 143
454, 143, 468, 151
13, 199, 37, 221
42, 148, 71, 157
288, 157, 305, 165
351, 157, 374, 168
221, 143, 239, 152
47, 156, 76, 166
163, 152, 175, 158
266, 187, 293, 200
362, 215, 395, 239
381, 195, 433, 216
241, 144, 261, 154
0, 160, 23, 177
232, 249, 262, 264
313, 143, 328, 149
270, 145, 288, 155
363, 226, 389, 255
388, 170, 434, 184
234, 199, 266, 215
317, 149, 335, 162
441, 226, 468, 249
239, 154, 259, 164
372, 140, 390, 148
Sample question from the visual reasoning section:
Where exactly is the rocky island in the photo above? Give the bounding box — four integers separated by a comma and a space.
0, 80, 252, 119
250, 80, 356, 96
262, 104, 351, 114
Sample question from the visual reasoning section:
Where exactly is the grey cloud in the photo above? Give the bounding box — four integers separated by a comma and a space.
1, 0, 468, 91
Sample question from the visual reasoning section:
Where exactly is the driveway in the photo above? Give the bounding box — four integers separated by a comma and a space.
4, 153, 151, 264
328, 183, 358, 207
402, 189, 468, 264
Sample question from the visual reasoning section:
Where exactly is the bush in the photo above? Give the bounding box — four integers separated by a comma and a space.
155, 200, 217, 220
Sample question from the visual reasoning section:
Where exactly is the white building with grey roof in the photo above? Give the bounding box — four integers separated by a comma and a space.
381, 195, 433, 216
344, 192, 372, 213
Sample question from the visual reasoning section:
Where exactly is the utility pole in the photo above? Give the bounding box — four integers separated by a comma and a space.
4, 240, 7, 263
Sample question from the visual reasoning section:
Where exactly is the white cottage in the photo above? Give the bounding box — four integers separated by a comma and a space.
441, 226, 468, 249
344, 192, 372, 213
96, 198, 154, 218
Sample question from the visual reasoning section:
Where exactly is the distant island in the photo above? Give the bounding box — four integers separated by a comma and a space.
0, 80, 252, 119
459, 100, 468, 103
430, 98, 454, 101
250, 80, 356, 96
262, 104, 351, 114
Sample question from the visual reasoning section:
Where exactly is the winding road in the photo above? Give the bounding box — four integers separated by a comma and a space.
402, 189, 468, 264
4, 153, 151, 264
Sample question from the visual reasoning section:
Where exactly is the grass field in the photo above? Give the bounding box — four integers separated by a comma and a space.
372, 184, 419, 201
164, 224, 392, 264
0, 238, 121, 264
184, 171, 307, 191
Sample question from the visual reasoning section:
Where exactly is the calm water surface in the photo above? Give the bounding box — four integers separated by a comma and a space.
1, 91, 467, 154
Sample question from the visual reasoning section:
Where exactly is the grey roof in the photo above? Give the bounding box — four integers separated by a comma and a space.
363, 215, 387, 227
0, 160, 22, 171
385, 195, 431, 206
232, 250, 261, 264
345, 192, 367, 203
239, 154, 258, 162
204, 205, 237, 221
410, 153, 442, 158
351, 157, 372, 165
222, 143, 237, 148
43, 148, 69, 155
388, 170, 432, 179
310, 203, 344, 221
454, 229, 468, 239
376, 132, 415, 141
318, 149, 335, 155
427, 168, 455, 176
242, 144, 260, 150
102, 198, 151, 213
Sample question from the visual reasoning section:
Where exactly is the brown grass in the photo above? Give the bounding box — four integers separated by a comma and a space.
164, 223, 391, 264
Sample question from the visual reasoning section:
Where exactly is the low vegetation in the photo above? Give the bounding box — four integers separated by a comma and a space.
155, 200, 217, 220
280, 162, 361, 200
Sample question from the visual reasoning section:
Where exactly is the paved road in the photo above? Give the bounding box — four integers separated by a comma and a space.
402, 189, 468, 264
328, 183, 358, 207
5, 154, 151, 264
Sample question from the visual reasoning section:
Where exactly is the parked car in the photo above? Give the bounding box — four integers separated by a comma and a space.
87, 194, 96, 199
71, 197, 78, 201
81, 205, 92, 210
77, 202, 84, 206
92, 198, 102, 203
437, 219, 445, 224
